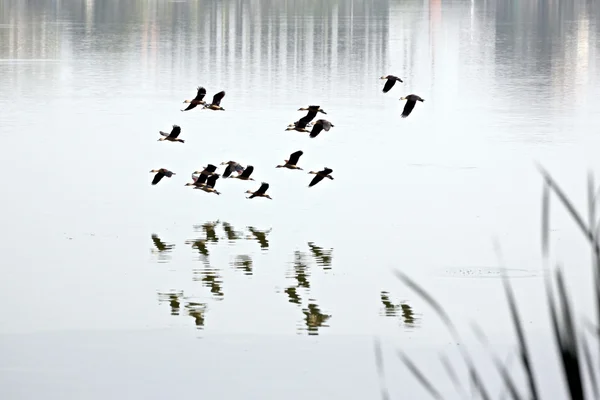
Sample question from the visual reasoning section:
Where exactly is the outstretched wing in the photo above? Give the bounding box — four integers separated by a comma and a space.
222, 164, 234, 178
169, 125, 181, 138
152, 171, 165, 185
196, 173, 209, 185
211, 91, 225, 106
182, 102, 198, 111
322, 168, 333, 175
240, 165, 254, 178
159, 131, 170, 137
288, 150, 303, 165
382, 78, 396, 93
297, 110, 317, 127
205, 164, 217, 173
194, 86, 207, 101
206, 174, 219, 188
309, 174, 324, 187
309, 123, 324, 138
320, 120, 333, 131
401, 100, 416, 118
256, 182, 269, 194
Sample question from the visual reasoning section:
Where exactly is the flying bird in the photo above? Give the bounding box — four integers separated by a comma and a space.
221, 161, 244, 178
399, 94, 425, 118
308, 168, 334, 187
203, 91, 226, 110
380, 75, 403, 93
276, 150, 304, 170
185, 172, 209, 188
182, 86, 207, 111
246, 182, 272, 200
158, 125, 184, 143
298, 105, 327, 114
193, 164, 218, 176
196, 174, 221, 195
150, 168, 175, 185
230, 165, 255, 181
309, 119, 334, 138
286, 106, 323, 132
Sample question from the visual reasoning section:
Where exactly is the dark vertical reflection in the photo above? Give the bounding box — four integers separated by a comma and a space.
0, 0, 390, 97
150, 233, 175, 263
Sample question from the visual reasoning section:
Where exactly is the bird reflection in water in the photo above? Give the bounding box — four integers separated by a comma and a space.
193, 266, 224, 299
302, 303, 332, 335
158, 291, 183, 315
185, 302, 207, 329
233, 255, 253, 275
283, 250, 332, 335
284, 286, 301, 305
150, 233, 175, 263
246, 226, 272, 250
157, 291, 207, 329
192, 220, 220, 244
222, 221, 243, 242
380, 291, 418, 327
307, 242, 333, 270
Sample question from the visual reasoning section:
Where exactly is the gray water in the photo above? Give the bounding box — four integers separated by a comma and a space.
1, 0, 600, 398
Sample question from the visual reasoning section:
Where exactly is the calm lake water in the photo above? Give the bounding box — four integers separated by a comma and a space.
1, 0, 600, 398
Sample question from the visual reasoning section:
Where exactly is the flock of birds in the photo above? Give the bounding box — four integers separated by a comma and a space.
149, 75, 424, 199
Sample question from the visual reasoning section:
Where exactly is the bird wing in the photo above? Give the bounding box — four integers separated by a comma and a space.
309, 174, 325, 187
320, 120, 332, 131
211, 91, 225, 106
401, 100, 417, 118
182, 103, 198, 111
194, 86, 207, 101
206, 174, 219, 188
322, 168, 333, 175
151, 234, 167, 251
222, 164, 233, 178
382, 78, 396, 93
152, 171, 165, 185
205, 164, 217, 173
159, 131, 170, 137
240, 165, 254, 178
309, 124, 324, 138
257, 182, 269, 194
196, 173, 209, 185
169, 125, 181, 138
298, 110, 317, 127
288, 151, 303, 165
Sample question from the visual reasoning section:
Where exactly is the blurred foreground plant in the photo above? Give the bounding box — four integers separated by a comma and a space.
376, 167, 600, 399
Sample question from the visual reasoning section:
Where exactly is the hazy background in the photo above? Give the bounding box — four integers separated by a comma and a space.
1, 0, 599, 398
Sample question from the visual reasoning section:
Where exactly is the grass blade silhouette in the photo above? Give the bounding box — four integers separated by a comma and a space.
394, 270, 492, 400
397, 350, 442, 400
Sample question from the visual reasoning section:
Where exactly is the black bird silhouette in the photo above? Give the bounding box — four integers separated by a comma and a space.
185, 172, 209, 188
276, 150, 304, 170
221, 161, 244, 178
380, 75, 403, 93
230, 165, 255, 181
182, 86, 207, 111
399, 94, 425, 118
309, 119, 334, 138
246, 182, 272, 200
307, 168, 334, 187
203, 91, 226, 110
286, 106, 323, 132
158, 125, 184, 143
196, 174, 221, 195
150, 168, 175, 185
